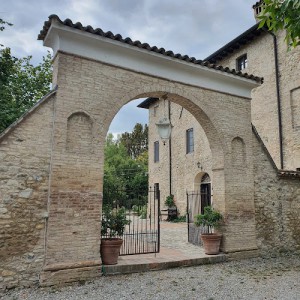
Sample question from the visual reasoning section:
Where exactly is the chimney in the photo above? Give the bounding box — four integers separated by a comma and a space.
252, 1, 264, 23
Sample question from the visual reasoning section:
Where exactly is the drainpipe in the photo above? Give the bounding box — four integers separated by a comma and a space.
168, 100, 172, 195
264, 29, 284, 169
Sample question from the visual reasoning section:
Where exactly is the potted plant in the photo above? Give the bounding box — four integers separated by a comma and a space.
194, 206, 223, 255
164, 194, 177, 221
101, 205, 131, 265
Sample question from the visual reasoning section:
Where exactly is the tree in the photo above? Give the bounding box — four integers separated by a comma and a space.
119, 123, 148, 159
103, 132, 148, 209
0, 49, 52, 132
0, 19, 52, 132
0, 18, 12, 47
258, 0, 300, 48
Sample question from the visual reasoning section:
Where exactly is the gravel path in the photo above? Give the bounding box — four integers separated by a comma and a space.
2, 254, 299, 300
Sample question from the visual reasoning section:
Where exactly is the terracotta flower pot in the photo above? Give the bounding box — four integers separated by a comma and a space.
201, 233, 222, 255
100, 238, 123, 265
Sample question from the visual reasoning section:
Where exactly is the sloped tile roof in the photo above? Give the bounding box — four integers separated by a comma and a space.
38, 15, 263, 84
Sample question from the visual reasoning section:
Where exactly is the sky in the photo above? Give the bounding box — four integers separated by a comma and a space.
1, 0, 257, 136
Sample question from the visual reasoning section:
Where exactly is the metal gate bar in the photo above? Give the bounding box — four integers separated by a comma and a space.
102, 186, 160, 256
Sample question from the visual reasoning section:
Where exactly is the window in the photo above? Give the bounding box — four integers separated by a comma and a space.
153, 105, 159, 117
237, 54, 248, 71
255, 6, 262, 16
154, 141, 159, 162
186, 128, 194, 154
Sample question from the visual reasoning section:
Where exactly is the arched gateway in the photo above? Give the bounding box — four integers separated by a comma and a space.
0, 15, 262, 287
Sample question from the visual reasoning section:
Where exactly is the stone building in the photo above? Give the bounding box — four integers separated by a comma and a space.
138, 1, 300, 249
0, 2, 299, 290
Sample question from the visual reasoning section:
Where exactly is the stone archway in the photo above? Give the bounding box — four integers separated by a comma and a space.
0, 15, 262, 287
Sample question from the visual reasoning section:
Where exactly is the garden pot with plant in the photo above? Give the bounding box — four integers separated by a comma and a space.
101, 205, 130, 265
194, 206, 223, 255
164, 194, 177, 221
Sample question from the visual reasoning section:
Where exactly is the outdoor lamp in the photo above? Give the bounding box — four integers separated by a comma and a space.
156, 117, 172, 145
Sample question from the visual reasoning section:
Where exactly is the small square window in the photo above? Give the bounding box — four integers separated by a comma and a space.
186, 128, 194, 154
237, 54, 248, 71
154, 141, 159, 162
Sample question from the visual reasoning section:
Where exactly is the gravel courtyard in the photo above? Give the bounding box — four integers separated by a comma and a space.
2, 253, 300, 300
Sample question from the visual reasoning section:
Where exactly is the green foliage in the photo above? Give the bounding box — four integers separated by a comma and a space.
0, 48, 52, 132
119, 123, 148, 159
0, 19, 12, 47
132, 204, 147, 219
169, 215, 186, 223
101, 205, 131, 238
194, 206, 223, 234
0, 18, 12, 31
0, 20, 52, 133
103, 131, 148, 208
164, 194, 175, 208
258, 0, 300, 48
139, 205, 147, 219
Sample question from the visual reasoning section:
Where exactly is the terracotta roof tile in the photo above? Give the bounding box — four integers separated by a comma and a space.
38, 15, 263, 84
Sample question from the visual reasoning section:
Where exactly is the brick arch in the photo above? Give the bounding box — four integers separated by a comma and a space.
105, 86, 225, 171
0, 18, 261, 288
40, 52, 258, 284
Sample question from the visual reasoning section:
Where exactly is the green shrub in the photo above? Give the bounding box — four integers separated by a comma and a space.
164, 194, 175, 208
194, 206, 223, 234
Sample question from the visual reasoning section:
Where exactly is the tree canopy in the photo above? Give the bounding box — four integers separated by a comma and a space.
0, 19, 52, 133
119, 123, 148, 159
258, 0, 300, 48
103, 131, 148, 208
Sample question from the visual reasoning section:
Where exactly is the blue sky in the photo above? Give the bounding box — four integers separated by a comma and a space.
1, 0, 257, 135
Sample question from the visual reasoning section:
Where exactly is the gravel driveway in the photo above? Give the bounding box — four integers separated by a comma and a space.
2, 253, 299, 300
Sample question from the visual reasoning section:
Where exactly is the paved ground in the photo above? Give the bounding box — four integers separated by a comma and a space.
104, 221, 218, 275
2, 253, 300, 300
1, 221, 300, 299
160, 221, 199, 251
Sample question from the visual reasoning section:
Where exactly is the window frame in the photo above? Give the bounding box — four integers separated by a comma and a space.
186, 128, 194, 154
154, 141, 159, 162
236, 54, 248, 71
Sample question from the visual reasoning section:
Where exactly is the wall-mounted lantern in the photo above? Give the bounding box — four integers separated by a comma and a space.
197, 161, 203, 170
156, 94, 172, 145
156, 117, 172, 145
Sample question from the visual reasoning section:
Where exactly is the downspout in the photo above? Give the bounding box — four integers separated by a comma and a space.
168, 100, 172, 195
264, 29, 284, 169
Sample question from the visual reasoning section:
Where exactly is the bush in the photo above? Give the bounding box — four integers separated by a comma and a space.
164, 195, 175, 208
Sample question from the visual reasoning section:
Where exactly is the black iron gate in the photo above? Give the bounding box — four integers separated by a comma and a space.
102, 185, 160, 255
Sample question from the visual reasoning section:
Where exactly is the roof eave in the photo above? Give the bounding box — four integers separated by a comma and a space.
205, 23, 265, 63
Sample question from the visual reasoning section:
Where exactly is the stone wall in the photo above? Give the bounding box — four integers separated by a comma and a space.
253, 129, 300, 254
219, 31, 300, 170
0, 94, 55, 289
